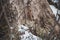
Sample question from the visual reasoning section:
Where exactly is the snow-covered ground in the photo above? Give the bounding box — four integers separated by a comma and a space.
18, 25, 42, 40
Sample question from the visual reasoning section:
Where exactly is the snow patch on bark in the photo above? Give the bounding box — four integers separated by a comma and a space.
18, 25, 42, 40
49, 5, 58, 16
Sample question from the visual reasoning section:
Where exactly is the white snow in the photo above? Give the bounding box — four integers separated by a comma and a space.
18, 25, 29, 33
18, 25, 42, 40
49, 5, 58, 16
18, 25, 29, 30
50, 5, 60, 16
52, 0, 59, 3
49, 5, 60, 21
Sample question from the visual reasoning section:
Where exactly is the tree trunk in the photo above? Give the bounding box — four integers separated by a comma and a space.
0, 0, 60, 40
0, 0, 19, 40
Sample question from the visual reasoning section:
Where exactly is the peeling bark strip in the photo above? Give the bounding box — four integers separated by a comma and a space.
26, 1, 33, 21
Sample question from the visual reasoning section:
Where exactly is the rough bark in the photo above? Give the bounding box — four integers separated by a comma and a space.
0, 0, 19, 40
0, 0, 60, 40
10, 0, 60, 40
